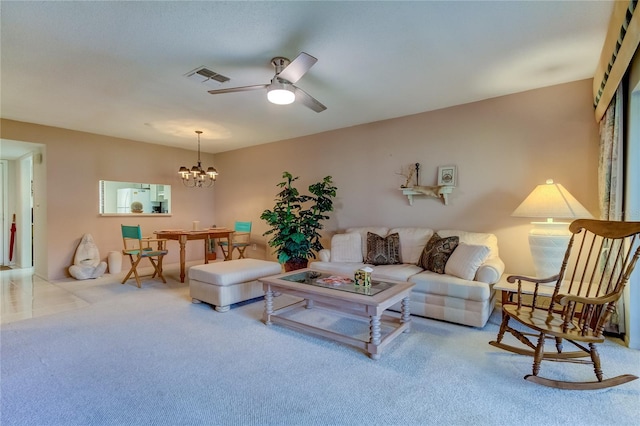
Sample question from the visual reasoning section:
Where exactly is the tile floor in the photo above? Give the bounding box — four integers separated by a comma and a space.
0, 262, 199, 325
0, 267, 92, 324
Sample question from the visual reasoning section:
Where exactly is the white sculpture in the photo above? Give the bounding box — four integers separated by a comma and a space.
69, 233, 107, 280
412, 185, 446, 198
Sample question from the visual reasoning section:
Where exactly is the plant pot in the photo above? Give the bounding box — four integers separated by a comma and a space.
284, 258, 309, 272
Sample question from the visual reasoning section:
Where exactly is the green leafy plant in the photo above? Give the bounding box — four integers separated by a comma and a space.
260, 172, 337, 269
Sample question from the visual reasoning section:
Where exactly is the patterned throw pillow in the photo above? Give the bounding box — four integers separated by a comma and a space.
365, 232, 401, 265
418, 233, 459, 274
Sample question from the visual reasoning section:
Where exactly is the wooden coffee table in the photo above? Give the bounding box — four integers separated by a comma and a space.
260, 269, 414, 359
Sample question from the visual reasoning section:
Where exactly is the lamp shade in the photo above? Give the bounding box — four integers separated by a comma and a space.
511, 179, 592, 220
513, 179, 592, 278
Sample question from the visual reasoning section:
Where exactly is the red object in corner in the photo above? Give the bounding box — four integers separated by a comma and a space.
9, 214, 16, 261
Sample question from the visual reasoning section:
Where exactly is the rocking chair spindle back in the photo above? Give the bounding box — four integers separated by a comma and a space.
490, 219, 640, 390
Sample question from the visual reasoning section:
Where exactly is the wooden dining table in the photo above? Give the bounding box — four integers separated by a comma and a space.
154, 228, 234, 283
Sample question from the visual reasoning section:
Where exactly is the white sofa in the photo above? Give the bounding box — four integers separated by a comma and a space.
309, 227, 505, 327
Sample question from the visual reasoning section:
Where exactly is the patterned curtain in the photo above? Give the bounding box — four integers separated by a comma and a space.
598, 85, 625, 334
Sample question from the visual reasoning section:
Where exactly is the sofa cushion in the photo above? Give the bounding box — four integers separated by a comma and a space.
329, 233, 363, 262
389, 227, 434, 264
310, 261, 366, 277
418, 233, 459, 274
365, 232, 401, 265
346, 227, 390, 259
437, 229, 499, 258
445, 243, 491, 281
310, 261, 422, 283
371, 263, 424, 282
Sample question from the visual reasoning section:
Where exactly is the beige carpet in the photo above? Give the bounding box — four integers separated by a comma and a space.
1, 270, 639, 425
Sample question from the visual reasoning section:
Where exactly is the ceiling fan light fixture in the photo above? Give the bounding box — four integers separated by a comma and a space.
207, 52, 324, 112
267, 82, 295, 105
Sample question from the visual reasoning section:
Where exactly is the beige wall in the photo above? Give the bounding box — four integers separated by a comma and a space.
1, 120, 218, 280
1, 79, 600, 280
214, 79, 600, 275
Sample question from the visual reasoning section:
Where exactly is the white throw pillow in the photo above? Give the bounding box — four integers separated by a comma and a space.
389, 227, 434, 264
445, 243, 491, 281
330, 233, 363, 263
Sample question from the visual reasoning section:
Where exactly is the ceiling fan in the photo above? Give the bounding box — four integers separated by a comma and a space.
207, 52, 326, 112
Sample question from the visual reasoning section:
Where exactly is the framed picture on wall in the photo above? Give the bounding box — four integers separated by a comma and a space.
437, 165, 457, 186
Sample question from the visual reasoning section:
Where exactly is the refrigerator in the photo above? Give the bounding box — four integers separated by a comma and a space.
116, 188, 152, 213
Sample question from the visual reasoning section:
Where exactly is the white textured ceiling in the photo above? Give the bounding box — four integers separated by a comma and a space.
1, 1, 613, 154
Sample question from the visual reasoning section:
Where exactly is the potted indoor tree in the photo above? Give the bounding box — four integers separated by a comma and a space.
261, 171, 337, 271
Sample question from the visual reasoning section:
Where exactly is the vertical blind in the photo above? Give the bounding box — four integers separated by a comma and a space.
593, 0, 639, 122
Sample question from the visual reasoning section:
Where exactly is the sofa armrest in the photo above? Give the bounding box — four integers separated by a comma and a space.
475, 256, 505, 284
318, 249, 331, 262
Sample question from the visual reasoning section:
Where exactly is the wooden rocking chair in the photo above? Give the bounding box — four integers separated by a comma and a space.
490, 219, 640, 390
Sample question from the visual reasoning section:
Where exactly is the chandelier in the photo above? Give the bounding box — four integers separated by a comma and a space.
178, 130, 218, 188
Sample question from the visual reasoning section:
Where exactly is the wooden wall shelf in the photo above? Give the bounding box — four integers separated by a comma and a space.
400, 186, 454, 206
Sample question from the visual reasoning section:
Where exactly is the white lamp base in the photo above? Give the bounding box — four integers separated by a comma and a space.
528, 222, 571, 280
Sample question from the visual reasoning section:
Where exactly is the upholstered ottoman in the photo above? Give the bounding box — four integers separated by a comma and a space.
189, 259, 282, 312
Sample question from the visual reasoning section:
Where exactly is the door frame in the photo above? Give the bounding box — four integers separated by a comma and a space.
0, 160, 7, 265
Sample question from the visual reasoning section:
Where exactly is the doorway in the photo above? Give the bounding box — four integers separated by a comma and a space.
0, 141, 39, 270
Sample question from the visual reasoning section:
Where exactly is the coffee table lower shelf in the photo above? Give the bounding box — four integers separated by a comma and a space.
266, 298, 411, 359
261, 273, 413, 360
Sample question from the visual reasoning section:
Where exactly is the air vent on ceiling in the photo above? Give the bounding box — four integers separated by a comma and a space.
184, 66, 230, 88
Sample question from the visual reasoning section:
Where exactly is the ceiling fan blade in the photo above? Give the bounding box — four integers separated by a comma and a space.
277, 52, 317, 84
294, 86, 326, 113
208, 84, 268, 95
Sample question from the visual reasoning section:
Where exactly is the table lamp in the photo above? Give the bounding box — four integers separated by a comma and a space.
512, 179, 592, 278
